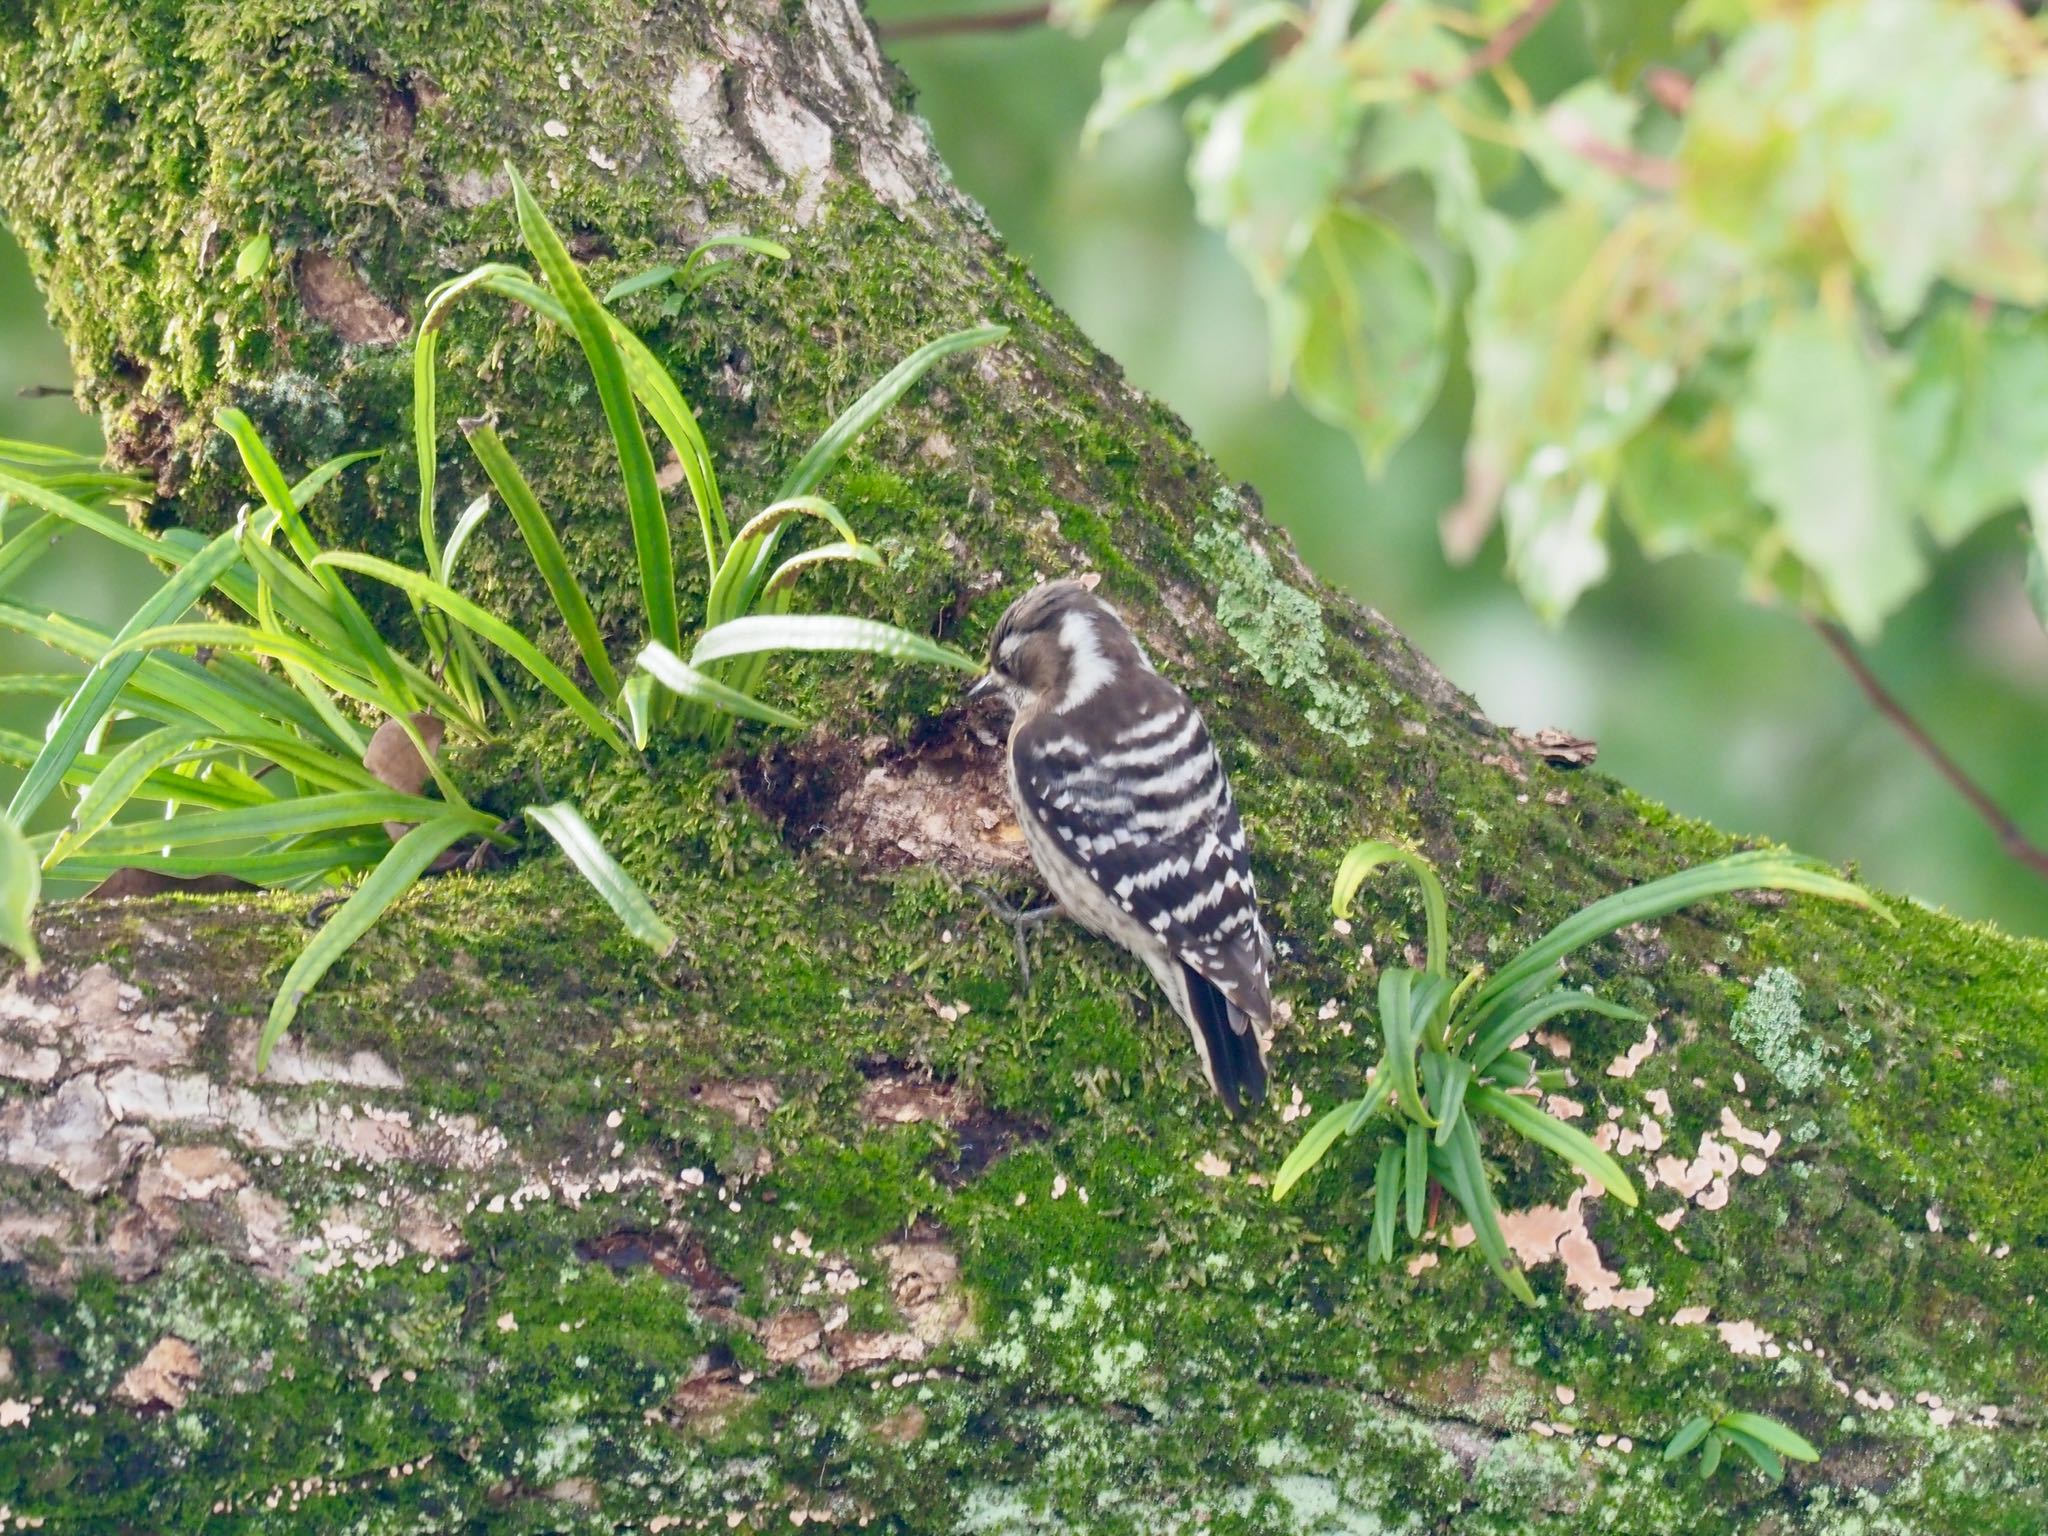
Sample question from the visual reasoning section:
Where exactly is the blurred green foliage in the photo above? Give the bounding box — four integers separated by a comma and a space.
4, 0, 2047, 934
872, 0, 2048, 934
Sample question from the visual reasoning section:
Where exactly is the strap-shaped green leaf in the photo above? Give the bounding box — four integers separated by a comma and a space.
44, 726, 203, 868
1271, 1095, 1364, 1201
1404, 1120, 1429, 1239
1718, 1413, 1818, 1462
1, 815, 41, 974
1469, 1084, 1639, 1206
6, 521, 246, 826
525, 801, 676, 955
1333, 840, 1450, 976
1718, 1425, 1785, 1482
50, 840, 387, 885
312, 551, 627, 755
1665, 1413, 1715, 1461
1474, 849, 1887, 1010
509, 166, 679, 659
1432, 1056, 1473, 1147
258, 814, 476, 1070
1370, 1140, 1403, 1264
76, 789, 489, 857
1376, 965, 1431, 1125
690, 613, 981, 672
463, 421, 621, 700
638, 642, 805, 730
1470, 987, 1645, 1069
1436, 1117, 1537, 1304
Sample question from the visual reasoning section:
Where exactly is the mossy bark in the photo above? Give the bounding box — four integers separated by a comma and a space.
1, 3, 2044, 1532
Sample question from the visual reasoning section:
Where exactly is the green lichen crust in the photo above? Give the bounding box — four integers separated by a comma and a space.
0, 1, 2044, 1531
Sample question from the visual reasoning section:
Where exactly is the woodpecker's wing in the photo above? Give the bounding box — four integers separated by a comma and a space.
1010, 673, 1271, 1022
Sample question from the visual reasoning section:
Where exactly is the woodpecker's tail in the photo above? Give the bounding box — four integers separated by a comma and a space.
1181, 961, 1268, 1117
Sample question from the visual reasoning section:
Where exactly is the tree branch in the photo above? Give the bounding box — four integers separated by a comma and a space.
1410, 0, 1563, 91
1808, 616, 2048, 882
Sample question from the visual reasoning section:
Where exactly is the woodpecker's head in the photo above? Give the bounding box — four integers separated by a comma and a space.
971, 579, 1151, 716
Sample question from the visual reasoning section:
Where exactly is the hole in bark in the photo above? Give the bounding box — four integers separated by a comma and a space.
738, 708, 1028, 878
574, 1228, 739, 1304
932, 1105, 1043, 1188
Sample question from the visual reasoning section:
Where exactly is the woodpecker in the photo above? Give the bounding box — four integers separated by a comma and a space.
970, 579, 1272, 1115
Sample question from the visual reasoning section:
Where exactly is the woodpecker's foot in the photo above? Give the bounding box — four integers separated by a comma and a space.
969, 885, 1060, 990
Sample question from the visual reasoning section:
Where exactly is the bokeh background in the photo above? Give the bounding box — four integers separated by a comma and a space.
4, 11, 2045, 934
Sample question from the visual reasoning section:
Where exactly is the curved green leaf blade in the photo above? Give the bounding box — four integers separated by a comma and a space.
1666, 1413, 1715, 1461
45, 726, 203, 868
525, 801, 676, 955
1470, 1084, 1639, 1206
1432, 1056, 1473, 1148
1697, 1429, 1724, 1479
690, 613, 980, 672
1470, 987, 1644, 1069
77, 790, 487, 857
1371, 1141, 1403, 1264
1334, 840, 1450, 976
776, 326, 1007, 501
1404, 1120, 1428, 1239
508, 166, 679, 657
1719, 1413, 1819, 1462
1376, 965, 1429, 1124
463, 420, 621, 700
1475, 850, 1887, 1011
1437, 1117, 1538, 1303
6, 521, 245, 826
258, 814, 476, 1070
1, 815, 41, 974
637, 642, 806, 730
1719, 1426, 1785, 1483
1271, 1097, 1364, 1201
312, 551, 627, 754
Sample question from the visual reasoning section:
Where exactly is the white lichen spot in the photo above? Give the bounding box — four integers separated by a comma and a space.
542, 119, 569, 139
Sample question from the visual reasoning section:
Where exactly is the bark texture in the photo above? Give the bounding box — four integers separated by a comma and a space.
1, 2, 2044, 1531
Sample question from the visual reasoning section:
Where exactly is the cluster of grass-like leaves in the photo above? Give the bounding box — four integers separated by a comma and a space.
1272, 841, 1885, 1301
1666, 1407, 1820, 1485
0, 167, 994, 1066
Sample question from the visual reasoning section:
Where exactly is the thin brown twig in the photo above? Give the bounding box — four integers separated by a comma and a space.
1808, 615, 2048, 882
1410, 0, 1563, 90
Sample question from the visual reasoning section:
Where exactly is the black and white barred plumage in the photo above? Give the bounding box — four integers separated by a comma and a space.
974, 580, 1272, 1114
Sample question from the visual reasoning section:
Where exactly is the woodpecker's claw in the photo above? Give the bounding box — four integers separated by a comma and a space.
968, 884, 1060, 990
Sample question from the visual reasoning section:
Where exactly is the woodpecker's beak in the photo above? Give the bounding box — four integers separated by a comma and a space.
966, 671, 997, 701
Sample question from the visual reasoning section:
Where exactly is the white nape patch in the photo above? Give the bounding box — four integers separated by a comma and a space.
998, 632, 1024, 663
1053, 610, 1114, 713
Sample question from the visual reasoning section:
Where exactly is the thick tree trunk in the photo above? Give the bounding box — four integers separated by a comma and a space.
1, 3, 2043, 1531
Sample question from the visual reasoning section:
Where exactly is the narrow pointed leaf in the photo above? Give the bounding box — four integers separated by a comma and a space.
312, 552, 627, 754
508, 166, 679, 657
1334, 840, 1450, 977
1433, 1057, 1473, 1147
1, 816, 40, 974
525, 801, 676, 954
638, 642, 806, 730
1719, 1426, 1785, 1483
1470, 1084, 1639, 1206
45, 726, 201, 867
1471, 988, 1645, 1068
1440, 1117, 1538, 1303
1666, 1414, 1715, 1461
1697, 1430, 1724, 1478
463, 420, 621, 699
691, 613, 980, 672
258, 814, 476, 1070
1371, 1141, 1403, 1263
621, 671, 659, 750
1272, 1097, 1363, 1201
6, 522, 245, 826
1475, 850, 1886, 1010
1404, 1120, 1428, 1238
777, 326, 1008, 501
77, 790, 489, 856
1376, 965, 1430, 1124
443, 494, 492, 578
1719, 1413, 1819, 1462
